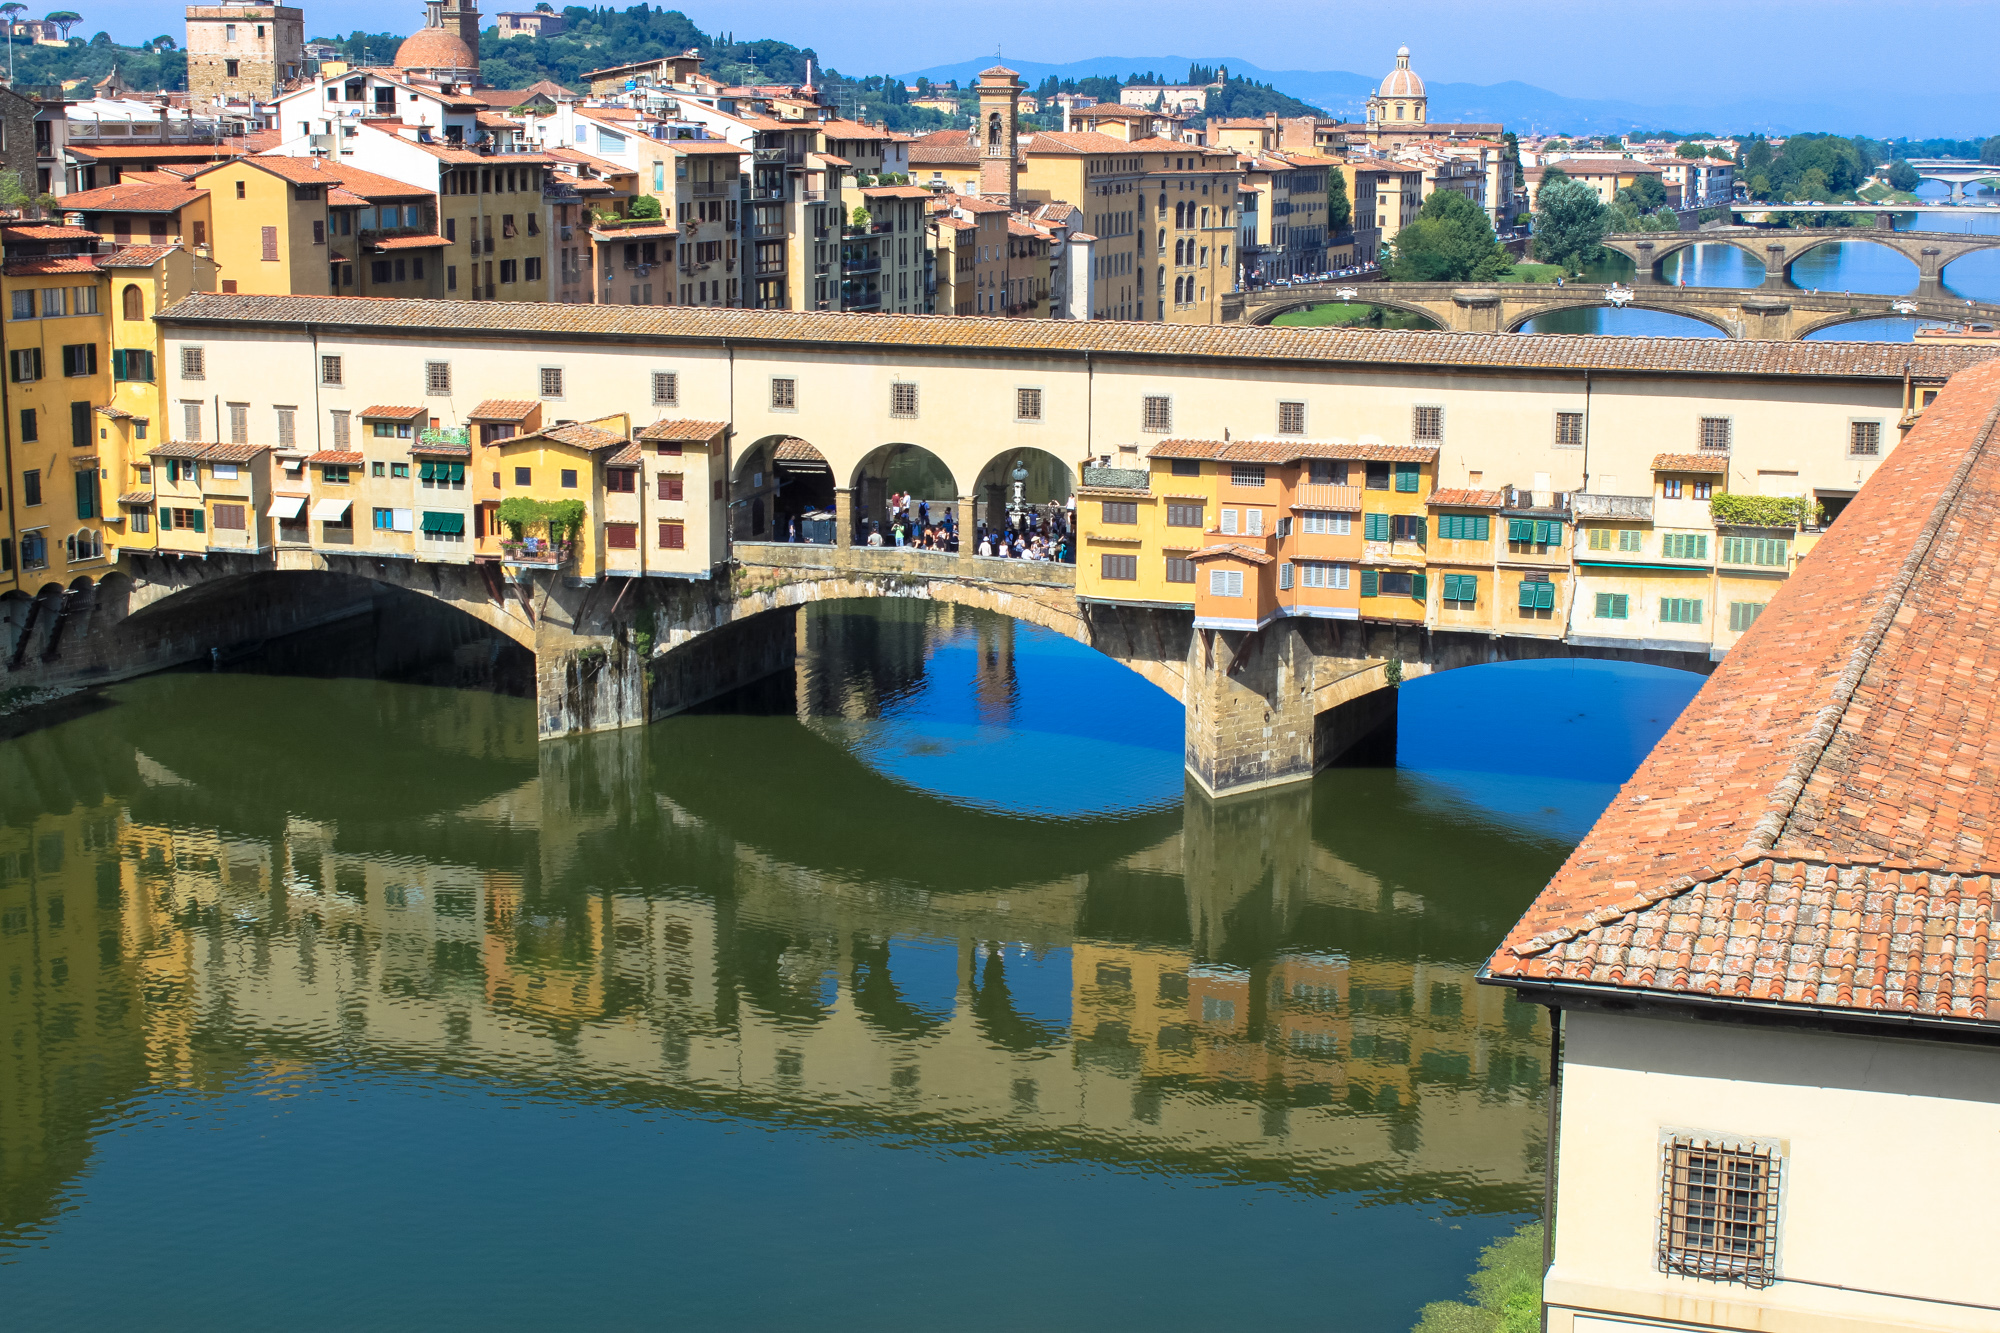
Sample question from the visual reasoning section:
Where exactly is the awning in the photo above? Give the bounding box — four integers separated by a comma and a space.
310, 499, 351, 521
421, 511, 465, 535
267, 494, 308, 518
117, 490, 154, 506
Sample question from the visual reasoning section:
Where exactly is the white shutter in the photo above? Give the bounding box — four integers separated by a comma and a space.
1220, 508, 1238, 535
1333, 562, 1351, 589
1246, 508, 1263, 535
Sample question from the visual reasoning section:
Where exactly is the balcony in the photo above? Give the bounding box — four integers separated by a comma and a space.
692, 180, 731, 197
500, 540, 571, 568
1571, 493, 1655, 521
751, 185, 786, 201
843, 257, 880, 275
1292, 483, 1362, 511
753, 146, 787, 163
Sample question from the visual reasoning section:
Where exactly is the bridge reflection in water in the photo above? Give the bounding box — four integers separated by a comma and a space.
0, 604, 1583, 1307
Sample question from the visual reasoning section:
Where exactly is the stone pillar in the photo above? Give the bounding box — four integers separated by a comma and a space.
1916, 245, 1944, 300
1761, 243, 1790, 291
532, 573, 647, 740
1629, 240, 1658, 285
1181, 777, 1313, 956
1182, 621, 1320, 797
834, 487, 853, 549
956, 495, 975, 554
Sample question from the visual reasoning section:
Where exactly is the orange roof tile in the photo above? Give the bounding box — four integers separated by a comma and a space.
3, 255, 101, 274
1486, 358, 2000, 1027
201, 443, 271, 463
467, 399, 537, 421
100, 245, 179, 268
0, 223, 96, 240
535, 421, 626, 451
60, 180, 205, 212
360, 404, 426, 420
370, 233, 451, 251
308, 450, 364, 465
1427, 488, 1507, 508
1191, 542, 1274, 565
1148, 437, 1439, 464
603, 444, 643, 466
1652, 452, 1731, 474
636, 418, 728, 441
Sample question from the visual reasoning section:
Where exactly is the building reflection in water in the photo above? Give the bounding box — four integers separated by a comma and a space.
0, 608, 1554, 1249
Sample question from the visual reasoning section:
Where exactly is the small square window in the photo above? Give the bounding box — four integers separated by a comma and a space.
771, 377, 796, 410
652, 371, 678, 406
1142, 395, 1171, 433
1016, 387, 1042, 421
560, 469, 578, 489
1412, 405, 1442, 441
321, 354, 342, 385
425, 361, 451, 395
1659, 1135, 1781, 1287
540, 367, 564, 398
1699, 416, 1732, 452
1555, 410, 1584, 447
890, 382, 918, 418
1277, 401, 1305, 435
1230, 465, 1266, 488
181, 346, 206, 380
514, 466, 531, 485
1849, 420, 1880, 457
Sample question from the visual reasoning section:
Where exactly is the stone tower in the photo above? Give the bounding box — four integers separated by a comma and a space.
184, 4, 306, 102
976, 65, 1022, 203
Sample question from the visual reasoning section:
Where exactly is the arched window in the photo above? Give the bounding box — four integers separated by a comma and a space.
122, 284, 143, 321
987, 111, 1002, 150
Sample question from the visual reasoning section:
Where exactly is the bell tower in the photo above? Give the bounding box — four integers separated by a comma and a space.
976, 65, 1022, 203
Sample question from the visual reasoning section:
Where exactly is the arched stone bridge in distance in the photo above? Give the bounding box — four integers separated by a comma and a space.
1228, 227, 2000, 338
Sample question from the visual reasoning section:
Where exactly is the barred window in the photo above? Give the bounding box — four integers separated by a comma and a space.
890, 381, 918, 418
1230, 465, 1266, 488
1165, 502, 1203, 527
1101, 501, 1137, 525
320, 354, 342, 386
1555, 410, 1584, 447
1849, 420, 1880, 456
771, 377, 796, 410
1699, 416, 1732, 452
1142, 395, 1171, 433
652, 371, 679, 406
1100, 553, 1137, 580
181, 345, 205, 380
540, 366, 564, 398
1277, 400, 1305, 434
1164, 556, 1195, 583
425, 361, 451, 395
1412, 405, 1442, 441
1660, 1136, 1781, 1287
1017, 387, 1042, 421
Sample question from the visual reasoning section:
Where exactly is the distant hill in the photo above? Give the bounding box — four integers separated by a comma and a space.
904, 54, 2000, 139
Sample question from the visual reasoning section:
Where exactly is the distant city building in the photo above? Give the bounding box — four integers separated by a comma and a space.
494, 9, 565, 39
184, 4, 307, 102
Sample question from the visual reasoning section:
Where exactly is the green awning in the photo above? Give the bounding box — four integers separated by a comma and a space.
421, 511, 464, 534
418, 462, 438, 482
446, 462, 466, 483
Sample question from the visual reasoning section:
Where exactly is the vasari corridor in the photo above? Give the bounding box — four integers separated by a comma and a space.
7, 3, 2000, 1329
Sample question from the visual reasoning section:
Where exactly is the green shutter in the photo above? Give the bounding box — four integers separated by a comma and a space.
419, 462, 437, 482
1508, 517, 1531, 542
190, 508, 205, 534
1360, 569, 1379, 598
1535, 581, 1555, 611
1365, 512, 1389, 541
110, 348, 127, 380
1395, 465, 1419, 492
1411, 572, 1427, 601
1517, 580, 1537, 609
1472, 515, 1489, 541
1414, 517, 1427, 546
448, 462, 466, 483
1438, 514, 1455, 541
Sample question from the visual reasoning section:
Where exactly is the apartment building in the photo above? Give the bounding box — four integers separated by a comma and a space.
1235, 150, 1342, 282
184, 4, 306, 102
1340, 162, 1419, 265
856, 184, 935, 314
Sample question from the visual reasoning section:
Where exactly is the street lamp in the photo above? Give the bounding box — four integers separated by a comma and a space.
1008, 457, 1029, 531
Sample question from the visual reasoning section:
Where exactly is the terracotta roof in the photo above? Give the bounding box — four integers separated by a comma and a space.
151, 295, 2000, 383
1653, 452, 1732, 474
64, 144, 240, 161
541, 421, 627, 451
99, 245, 178, 268
1024, 130, 1150, 156
1191, 542, 1275, 565
60, 181, 204, 212
1485, 359, 2000, 1027
370, 234, 452, 251
666, 139, 746, 156
861, 185, 934, 200
243, 157, 432, 198
361, 404, 426, 420
94, 405, 135, 420
0, 223, 95, 240
1427, 488, 1507, 508
772, 437, 824, 461
202, 443, 270, 463
3, 256, 101, 274
394, 25, 476, 70
1148, 437, 1440, 464
409, 441, 471, 457
117, 491, 154, 505
636, 418, 728, 441
308, 450, 365, 464
591, 223, 675, 240
467, 399, 536, 421
147, 442, 206, 459
603, 444, 643, 466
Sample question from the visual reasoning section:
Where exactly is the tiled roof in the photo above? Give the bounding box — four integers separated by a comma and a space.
99, 244, 179, 268
117, 491, 154, 505
307, 450, 365, 464
1485, 359, 2000, 1027
467, 399, 536, 421
636, 418, 728, 441
409, 441, 471, 457
591, 223, 675, 239
60, 181, 204, 212
603, 443, 643, 466
1024, 130, 1148, 156
3, 255, 101, 274
370, 234, 452, 250
1652, 452, 1731, 473
64, 144, 240, 161
1148, 437, 1440, 464
361, 404, 427, 420
202, 443, 270, 463
154, 295, 2000, 382
1428, 488, 1507, 508
541, 421, 626, 450
0, 223, 95, 240
1191, 542, 1274, 565
247, 157, 433, 198
666, 139, 747, 156
772, 437, 824, 460
148, 442, 206, 458
861, 184, 935, 200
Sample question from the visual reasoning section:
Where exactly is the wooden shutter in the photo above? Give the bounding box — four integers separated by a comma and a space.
1535, 582, 1556, 611
1472, 515, 1489, 541
261, 226, 279, 261
1411, 572, 1427, 601
1360, 569, 1379, 598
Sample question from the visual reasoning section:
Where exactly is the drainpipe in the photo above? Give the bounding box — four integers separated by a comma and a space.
1541, 1005, 1562, 1333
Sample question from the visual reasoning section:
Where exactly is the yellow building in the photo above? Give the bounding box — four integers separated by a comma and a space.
1425, 488, 1503, 631
1357, 447, 1437, 622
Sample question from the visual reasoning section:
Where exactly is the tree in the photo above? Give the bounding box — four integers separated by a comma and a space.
1617, 174, 1667, 213
1326, 166, 1350, 233
1385, 189, 1509, 282
44, 9, 79, 40
1887, 159, 1919, 192
1532, 175, 1608, 274
626, 194, 661, 221
150, 34, 175, 50
1982, 135, 2000, 166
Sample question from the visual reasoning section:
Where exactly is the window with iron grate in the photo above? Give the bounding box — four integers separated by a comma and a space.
1699, 416, 1732, 452
1659, 1136, 1782, 1288
1412, 405, 1442, 441
890, 382, 918, 418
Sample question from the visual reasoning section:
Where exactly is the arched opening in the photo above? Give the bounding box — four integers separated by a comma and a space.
1659, 241, 1766, 289
1783, 239, 1918, 296
970, 447, 1076, 561
849, 443, 957, 549
732, 435, 834, 543
1512, 304, 1730, 338
1265, 301, 1442, 330
121, 283, 144, 321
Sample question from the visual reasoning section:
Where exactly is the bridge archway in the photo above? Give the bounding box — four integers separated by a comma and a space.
970, 446, 1076, 548
1502, 299, 1736, 337
1247, 296, 1444, 329
732, 434, 834, 543
850, 443, 958, 546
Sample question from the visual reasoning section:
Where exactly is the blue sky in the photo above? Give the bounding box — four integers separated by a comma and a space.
71, 0, 2000, 110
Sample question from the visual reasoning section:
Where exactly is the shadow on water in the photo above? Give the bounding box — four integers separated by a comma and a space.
0, 600, 1703, 1331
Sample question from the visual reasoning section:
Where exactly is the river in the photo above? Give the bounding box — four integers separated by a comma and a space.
0, 600, 1703, 1330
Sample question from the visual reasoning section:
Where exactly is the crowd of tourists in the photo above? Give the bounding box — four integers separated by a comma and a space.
847, 492, 1076, 563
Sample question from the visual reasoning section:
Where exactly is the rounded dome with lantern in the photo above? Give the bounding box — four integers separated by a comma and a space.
1365, 46, 1427, 127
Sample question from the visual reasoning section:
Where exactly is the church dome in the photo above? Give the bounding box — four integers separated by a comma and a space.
395, 26, 476, 71
1378, 45, 1424, 98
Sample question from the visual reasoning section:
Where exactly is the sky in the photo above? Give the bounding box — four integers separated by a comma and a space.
67, 0, 2000, 111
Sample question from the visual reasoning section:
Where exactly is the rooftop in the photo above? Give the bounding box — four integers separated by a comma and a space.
150, 296, 2000, 384
1485, 359, 2000, 1029
1149, 438, 1443, 464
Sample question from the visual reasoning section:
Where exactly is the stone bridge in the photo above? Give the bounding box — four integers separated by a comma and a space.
4, 541, 1713, 798
1228, 277, 2000, 340
1596, 226, 2000, 296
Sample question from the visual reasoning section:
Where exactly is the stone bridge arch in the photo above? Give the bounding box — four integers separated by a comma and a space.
1500, 296, 1737, 336
1244, 293, 1446, 328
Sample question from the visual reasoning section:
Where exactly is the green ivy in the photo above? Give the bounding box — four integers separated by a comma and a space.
497, 495, 589, 543
1709, 492, 1819, 528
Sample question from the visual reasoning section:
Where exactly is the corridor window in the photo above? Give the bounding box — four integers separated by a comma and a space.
1699, 416, 1732, 452
1660, 597, 1703, 625
1016, 387, 1042, 421
1595, 593, 1628, 619
1662, 533, 1708, 559
181, 346, 206, 379
1230, 465, 1266, 488
1412, 405, 1442, 441
1277, 401, 1305, 435
1101, 501, 1137, 525
771, 377, 796, 410
540, 366, 564, 398
1142, 395, 1171, 433
1849, 420, 1881, 456
321, 354, 343, 385
425, 361, 451, 395
652, 371, 678, 406
1100, 554, 1137, 581
1729, 601, 1766, 632
1555, 410, 1584, 447
890, 382, 918, 418
1659, 1135, 1781, 1287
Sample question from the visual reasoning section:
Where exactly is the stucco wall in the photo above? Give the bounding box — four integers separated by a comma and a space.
1549, 1009, 2000, 1333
